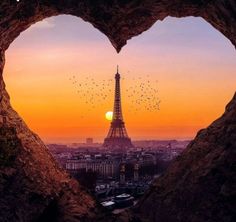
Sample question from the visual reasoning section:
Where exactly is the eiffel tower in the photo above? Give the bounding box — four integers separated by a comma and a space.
103, 66, 133, 149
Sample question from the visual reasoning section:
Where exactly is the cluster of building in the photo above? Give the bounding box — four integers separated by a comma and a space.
61, 142, 186, 176
48, 140, 187, 211
66, 156, 118, 178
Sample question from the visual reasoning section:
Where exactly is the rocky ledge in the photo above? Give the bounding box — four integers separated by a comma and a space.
124, 93, 236, 222
0, 125, 101, 222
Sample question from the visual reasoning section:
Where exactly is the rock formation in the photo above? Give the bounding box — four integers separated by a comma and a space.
0, 0, 236, 52
0, 106, 98, 221
127, 93, 236, 222
0, 0, 235, 221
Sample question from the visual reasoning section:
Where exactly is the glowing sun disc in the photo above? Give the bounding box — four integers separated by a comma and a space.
105, 111, 113, 121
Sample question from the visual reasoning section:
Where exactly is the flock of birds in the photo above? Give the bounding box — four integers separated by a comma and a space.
69, 76, 113, 110
125, 75, 161, 113
69, 72, 161, 117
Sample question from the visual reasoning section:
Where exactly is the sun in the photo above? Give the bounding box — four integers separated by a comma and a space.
105, 111, 113, 121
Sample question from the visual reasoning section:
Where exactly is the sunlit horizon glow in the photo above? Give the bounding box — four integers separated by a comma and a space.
3, 15, 236, 144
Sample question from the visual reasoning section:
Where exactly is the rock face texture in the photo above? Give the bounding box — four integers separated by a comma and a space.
0, 111, 98, 221
0, 0, 235, 221
0, 0, 236, 52
129, 94, 236, 222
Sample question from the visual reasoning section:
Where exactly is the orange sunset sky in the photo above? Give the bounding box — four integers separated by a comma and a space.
3, 15, 236, 143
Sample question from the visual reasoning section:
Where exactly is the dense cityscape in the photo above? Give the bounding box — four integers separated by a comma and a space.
48, 139, 189, 212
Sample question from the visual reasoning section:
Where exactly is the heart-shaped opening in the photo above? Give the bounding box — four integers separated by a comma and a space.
2, 14, 236, 215
4, 15, 236, 142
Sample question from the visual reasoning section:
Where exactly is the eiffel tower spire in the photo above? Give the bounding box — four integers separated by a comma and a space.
103, 67, 133, 149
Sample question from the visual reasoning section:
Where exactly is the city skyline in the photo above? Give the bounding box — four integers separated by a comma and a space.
3, 15, 236, 143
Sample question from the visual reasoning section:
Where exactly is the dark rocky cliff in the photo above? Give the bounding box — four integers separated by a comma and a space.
0, 126, 99, 221
126, 93, 236, 222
